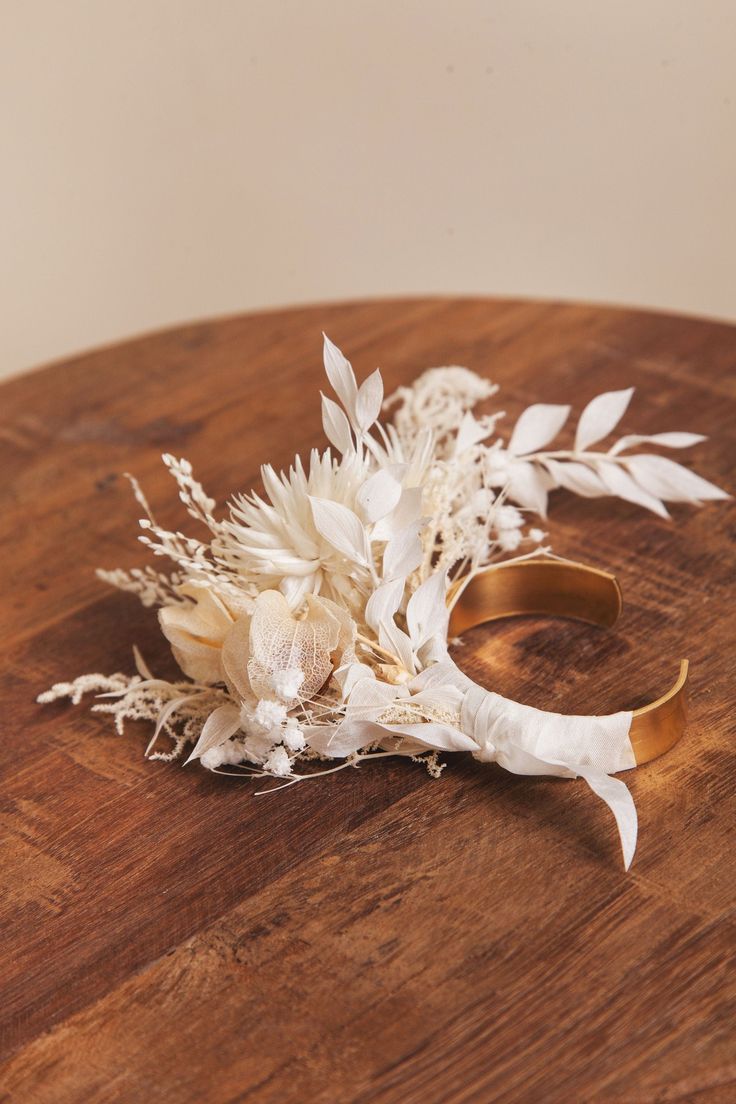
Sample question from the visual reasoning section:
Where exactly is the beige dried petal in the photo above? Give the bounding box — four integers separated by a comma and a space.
159, 584, 235, 683
221, 615, 253, 702
311, 594, 357, 666
185, 703, 241, 764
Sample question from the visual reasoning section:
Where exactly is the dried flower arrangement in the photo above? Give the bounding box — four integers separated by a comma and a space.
40, 337, 727, 867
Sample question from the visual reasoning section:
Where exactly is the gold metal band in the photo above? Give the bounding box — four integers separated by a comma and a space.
448, 559, 688, 766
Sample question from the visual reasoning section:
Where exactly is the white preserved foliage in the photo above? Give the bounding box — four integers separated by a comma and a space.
40, 337, 728, 867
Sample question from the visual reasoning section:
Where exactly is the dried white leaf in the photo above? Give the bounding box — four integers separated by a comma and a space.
378, 618, 416, 674
357, 469, 402, 523
146, 693, 201, 756
371, 487, 423, 541
403, 426, 435, 487
544, 458, 607, 498
575, 388, 634, 452
453, 412, 491, 456
506, 461, 550, 517
409, 684, 465, 714
508, 403, 570, 456
305, 721, 372, 758
185, 704, 241, 764
625, 454, 729, 503
355, 368, 384, 432
347, 677, 402, 716
596, 460, 669, 518
333, 661, 375, 699
365, 576, 405, 635
321, 393, 353, 454
133, 645, 155, 680
609, 431, 706, 456
383, 521, 424, 580
309, 496, 371, 566
323, 333, 358, 419
306, 682, 406, 755
406, 571, 448, 650
380, 720, 477, 753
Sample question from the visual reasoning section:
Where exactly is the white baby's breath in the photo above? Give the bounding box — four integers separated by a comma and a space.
270, 668, 305, 702
283, 719, 306, 753
254, 699, 287, 729
264, 745, 292, 777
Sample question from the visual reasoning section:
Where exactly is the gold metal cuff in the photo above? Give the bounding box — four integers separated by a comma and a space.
448, 559, 688, 766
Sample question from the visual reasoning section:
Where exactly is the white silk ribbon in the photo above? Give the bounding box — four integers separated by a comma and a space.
407, 660, 638, 869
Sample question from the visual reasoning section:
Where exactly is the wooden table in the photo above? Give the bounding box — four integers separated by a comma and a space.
1, 298, 734, 1103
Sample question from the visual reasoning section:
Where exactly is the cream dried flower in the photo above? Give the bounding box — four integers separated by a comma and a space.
216, 449, 375, 611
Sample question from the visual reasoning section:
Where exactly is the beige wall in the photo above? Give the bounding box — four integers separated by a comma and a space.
2, 1, 735, 380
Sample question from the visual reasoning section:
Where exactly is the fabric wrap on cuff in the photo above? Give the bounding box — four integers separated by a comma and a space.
460, 680, 636, 774
449, 667, 638, 869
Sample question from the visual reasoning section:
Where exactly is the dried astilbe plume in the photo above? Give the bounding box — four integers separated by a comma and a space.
40, 336, 728, 865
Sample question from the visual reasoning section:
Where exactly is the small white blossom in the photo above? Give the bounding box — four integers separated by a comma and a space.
243, 728, 278, 764
269, 667, 305, 702
283, 719, 306, 752
201, 746, 225, 770
238, 705, 261, 736
495, 505, 523, 530
529, 527, 546, 543
201, 740, 246, 769
254, 699, 287, 729
264, 745, 292, 777
221, 739, 246, 765
497, 528, 522, 552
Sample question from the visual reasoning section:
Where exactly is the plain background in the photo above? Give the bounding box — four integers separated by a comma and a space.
1, 0, 735, 381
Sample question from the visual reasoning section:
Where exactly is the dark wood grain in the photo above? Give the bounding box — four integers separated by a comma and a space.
1, 298, 734, 1103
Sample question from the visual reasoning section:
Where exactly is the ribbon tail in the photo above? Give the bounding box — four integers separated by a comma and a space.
495, 742, 638, 870
576, 766, 638, 871
457, 675, 639, 868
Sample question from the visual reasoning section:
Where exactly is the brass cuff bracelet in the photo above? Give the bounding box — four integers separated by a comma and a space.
448, 558, 688, 766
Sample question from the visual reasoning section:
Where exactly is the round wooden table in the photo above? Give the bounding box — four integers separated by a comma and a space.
2, 299, 734, 1102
